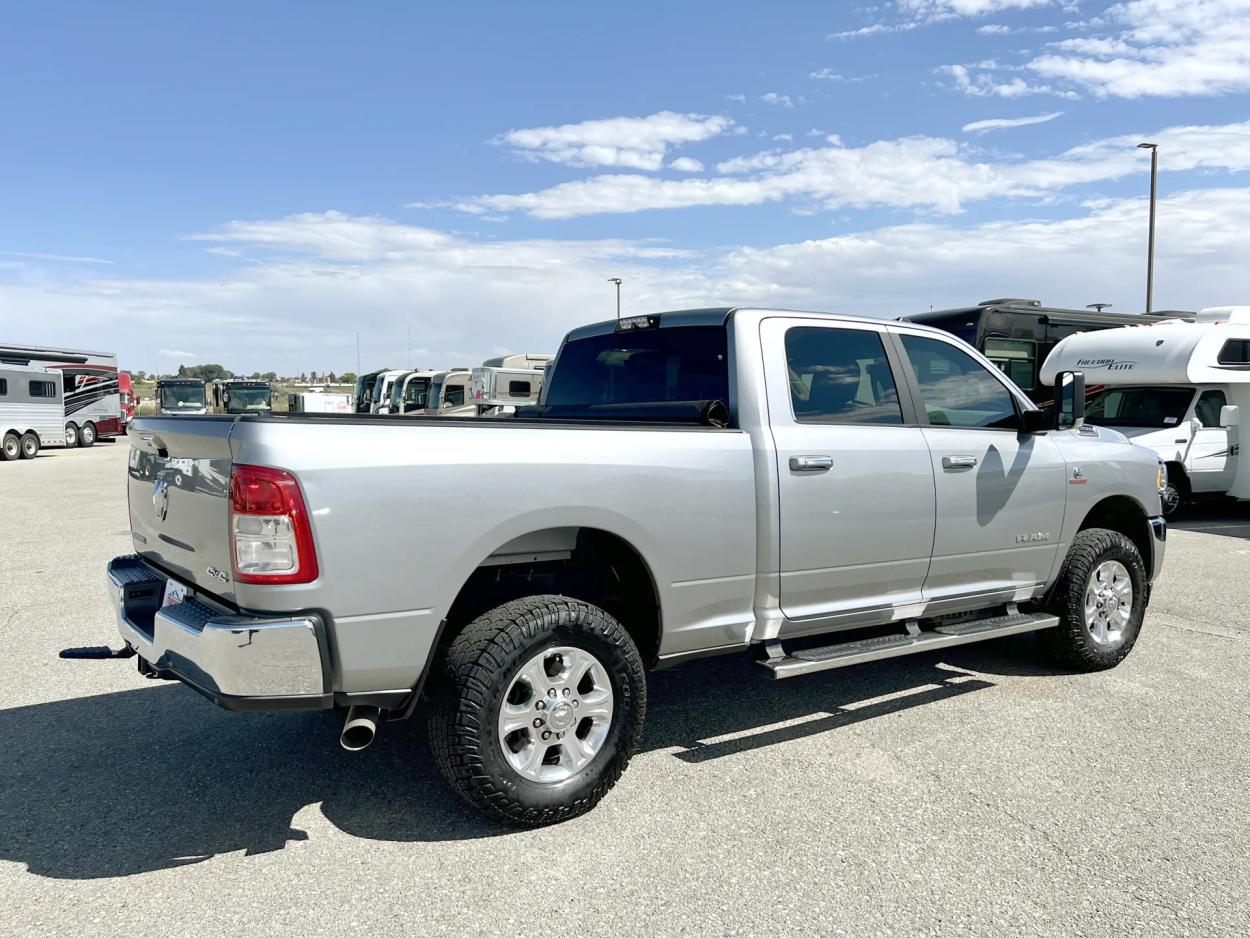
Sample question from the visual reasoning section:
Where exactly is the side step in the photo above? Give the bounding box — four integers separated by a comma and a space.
759, 611, 1059, 679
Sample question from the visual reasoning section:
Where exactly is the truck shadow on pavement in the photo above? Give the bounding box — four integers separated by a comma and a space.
1, 638, 1050, 879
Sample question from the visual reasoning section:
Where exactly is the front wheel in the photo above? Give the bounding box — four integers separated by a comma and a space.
1041, 528, 1148, 671
427, 595, 647, 826
18, 433, 39, 459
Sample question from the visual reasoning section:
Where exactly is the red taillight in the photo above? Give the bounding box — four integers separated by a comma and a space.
229, 464, 319, 585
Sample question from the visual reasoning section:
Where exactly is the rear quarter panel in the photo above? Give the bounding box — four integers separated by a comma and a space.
228, 419, 759, 691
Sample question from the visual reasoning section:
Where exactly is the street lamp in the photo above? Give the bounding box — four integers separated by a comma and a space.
607, 277, 623, 320
1137, 142, 1158, 314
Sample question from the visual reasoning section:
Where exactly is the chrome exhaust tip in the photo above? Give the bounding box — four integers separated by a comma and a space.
339, 705, 381, 752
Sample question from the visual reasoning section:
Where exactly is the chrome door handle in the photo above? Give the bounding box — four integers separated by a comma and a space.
789, 455, 833, 472
942, 455, 978, 470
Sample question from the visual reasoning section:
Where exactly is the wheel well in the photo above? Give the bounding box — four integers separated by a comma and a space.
442, 528, 662, 664
1164, 460, 1189, 494
1078, 495, 1152, 571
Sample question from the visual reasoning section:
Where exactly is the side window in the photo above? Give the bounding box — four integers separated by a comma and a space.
1217, 339, 1250, 365
0, 378, 7, 396
784, 327, 904, 425
899, 334, 1018, 429
444, 384, 466, 407
1195, 390, 1227, 427
983, 338, 1037, 391
507, 380, 532, 397
29, 380, 56, 398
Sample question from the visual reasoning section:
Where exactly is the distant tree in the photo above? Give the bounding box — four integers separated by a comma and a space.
177, 365, 188, 377
262, 371, 277, 382
299, 372, 307, 382
182, 363, 232, 382
327, 371, 337, 383
340, 372, 356, 384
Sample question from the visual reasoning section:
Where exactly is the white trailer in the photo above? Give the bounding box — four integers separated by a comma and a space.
0, 343, 121, 447
424, 369, 474, 416
469, 353, 553, 416
288, 391, 352, 413
0, 363, 67, 460
1041, 306, 1250, 514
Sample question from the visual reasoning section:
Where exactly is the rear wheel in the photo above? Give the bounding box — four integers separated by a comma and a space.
64, 423, 78, 448
18, 432, 39, 459
1, 433, 19, 461
79, 422, 96, 447
427, 595, 646, 826
1042, 528, 1147, 671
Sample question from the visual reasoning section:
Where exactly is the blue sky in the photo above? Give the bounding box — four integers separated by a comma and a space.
2, 0, 1249, 375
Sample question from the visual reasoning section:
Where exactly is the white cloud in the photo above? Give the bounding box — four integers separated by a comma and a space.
0, 251, 112, 265
773, 133, 794, 142
9, 186, 1250, 373
1027, 0, 1250, 97
938, 63, 1076, 98
759, 92, 795, 108
492, 111, 734, 171
899, 0, 1056, 18
454, 118, 1250, 220
668, 157, 705, 173
962, 110, 1064, 132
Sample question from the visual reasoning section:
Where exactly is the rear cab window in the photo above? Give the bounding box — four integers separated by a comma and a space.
544, 324, 729, 408
784, 326, 904, 425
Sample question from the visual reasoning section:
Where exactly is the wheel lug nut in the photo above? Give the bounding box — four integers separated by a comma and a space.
541, 730, 551, 740
533, 718, 544, 728
572, 700, 579, 708
562, 688, 571, 698
547, 688, 557, 699
556, 732, 564, 739
535, 700, 545, 710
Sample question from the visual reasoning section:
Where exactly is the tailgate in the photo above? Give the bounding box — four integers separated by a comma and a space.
127, 417, 238, 604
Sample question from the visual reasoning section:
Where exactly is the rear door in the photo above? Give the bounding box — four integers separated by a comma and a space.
763, 318, 936, 625
890, 329, 1066, 605
127, 418, 237, 602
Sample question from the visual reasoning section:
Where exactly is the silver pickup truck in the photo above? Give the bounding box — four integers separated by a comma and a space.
99, 308, 1166, 825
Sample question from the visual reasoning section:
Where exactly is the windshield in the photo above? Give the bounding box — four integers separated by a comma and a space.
1085, 386, 1195, 428
224, 387, 271, 412
544, 325, 729, 407
403, 377, 430, 408
160, 384, 206, 410
426, 379, 444, 410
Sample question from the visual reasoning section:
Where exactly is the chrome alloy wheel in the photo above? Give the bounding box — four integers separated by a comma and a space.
1084, 560, 1133, 646
497, 646, 614, 784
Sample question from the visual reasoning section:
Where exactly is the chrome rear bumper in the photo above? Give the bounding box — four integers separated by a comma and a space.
107, 555, 331, 711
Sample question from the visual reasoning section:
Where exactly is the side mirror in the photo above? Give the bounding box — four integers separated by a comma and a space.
1053, 371, 1086, 430
1020, 409, 1049, 434
1220, 404, 1240, 428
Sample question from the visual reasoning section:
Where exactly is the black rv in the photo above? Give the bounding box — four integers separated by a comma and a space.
900, 299, 1194, 401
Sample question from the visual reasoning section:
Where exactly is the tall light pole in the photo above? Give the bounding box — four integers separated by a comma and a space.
1138, 142, 1158, 314
607, 277, 622, 320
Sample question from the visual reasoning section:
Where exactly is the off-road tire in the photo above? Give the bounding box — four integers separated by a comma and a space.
64, 423, 78, 448
18, 433, 39, 459
1, 433, 19, 461
1041, 527, 1148, 671
79, 422, 96, 447
427, 595, 646, 826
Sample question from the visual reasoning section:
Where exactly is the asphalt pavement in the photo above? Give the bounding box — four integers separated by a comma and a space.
2, 441, 1248, 937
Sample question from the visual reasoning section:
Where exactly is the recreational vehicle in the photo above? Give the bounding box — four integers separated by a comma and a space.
353, 369, 389, 413
469, 353, 553, 416
0, 343, 121, 447
902, 299, 1193, 401
289, 390, 352, 413
385, 370, 437, 415
209, 378, 273, 414
155, 378, 208, 415
424, 369, 474, 416
0, 363, 66, 460
1041, 306, 1250, 515
371, 370, 409, 414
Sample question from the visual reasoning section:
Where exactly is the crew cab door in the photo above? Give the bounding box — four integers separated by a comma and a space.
890, 329, 1066, 605
1186, 389, 1237, 493
762, 318, 936, 624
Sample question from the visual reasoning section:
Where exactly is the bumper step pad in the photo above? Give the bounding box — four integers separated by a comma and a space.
760, 610, 1059, 679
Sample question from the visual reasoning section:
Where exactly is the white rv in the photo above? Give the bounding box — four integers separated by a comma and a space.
371, 369, 410, 414
423, 369, 474, 416
1041, 306, 1250, 515
1, 363, 67, 460
469, 353, 553, 416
